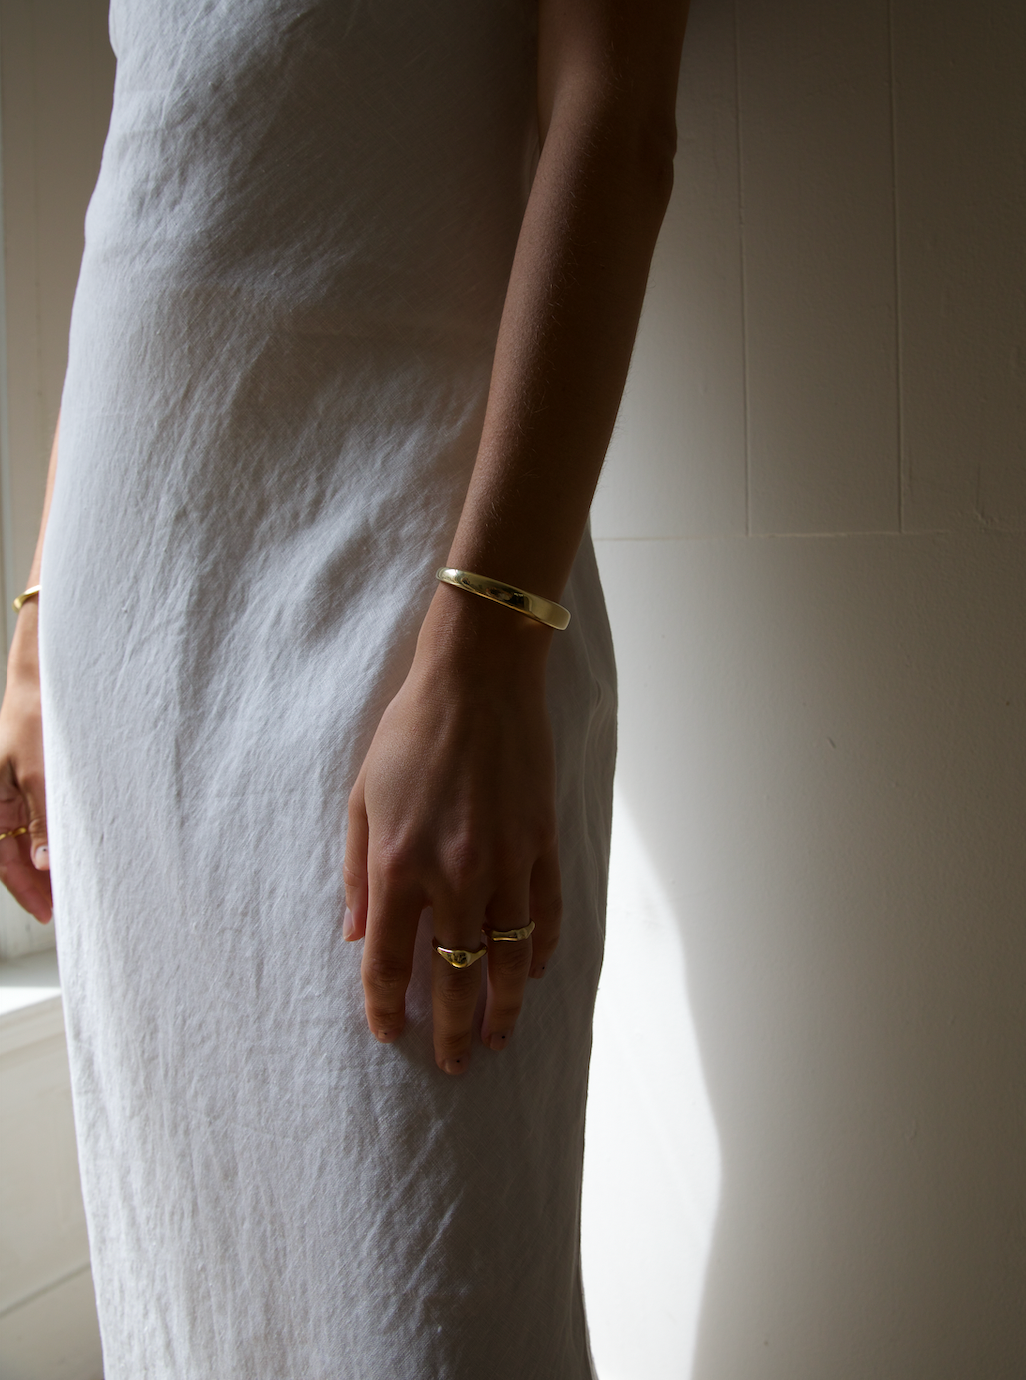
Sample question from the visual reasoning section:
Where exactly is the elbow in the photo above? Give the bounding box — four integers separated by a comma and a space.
542, 78, 678, 211
597, 81, 679, 208
605, 103, 676, 216
633, 113, 677, 211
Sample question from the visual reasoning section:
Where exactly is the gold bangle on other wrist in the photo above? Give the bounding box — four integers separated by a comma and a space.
435, 568, 570, 631
12, 585, 40, 613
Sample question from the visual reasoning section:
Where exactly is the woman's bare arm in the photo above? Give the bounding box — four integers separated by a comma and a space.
0, 416, 61, 919
448, 0, 688, 595
344, 0, 690, 1072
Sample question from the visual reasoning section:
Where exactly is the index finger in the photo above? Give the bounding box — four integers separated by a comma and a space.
361, 874, 423, 1044
0, 838, 52, 921
0, 798, 52, 922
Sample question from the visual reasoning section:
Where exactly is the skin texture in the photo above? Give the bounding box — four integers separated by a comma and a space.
0, 0, 690, 1072
0, 420, 58, 922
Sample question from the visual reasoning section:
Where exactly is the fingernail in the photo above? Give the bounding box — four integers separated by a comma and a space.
33, 845, 49, 870
487, 1032, 509, 1052
442, 1057, 466, 1075
342, 907, 355, 940
530, 964, 546, 979
375, 1028, 398, 1043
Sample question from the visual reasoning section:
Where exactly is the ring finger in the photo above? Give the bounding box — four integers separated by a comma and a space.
481, 888, 533, 1053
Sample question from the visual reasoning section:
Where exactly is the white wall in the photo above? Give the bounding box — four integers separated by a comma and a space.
582, 0, 1026, 1375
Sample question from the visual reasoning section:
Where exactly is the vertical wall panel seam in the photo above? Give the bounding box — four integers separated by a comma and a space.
28, 3, 44, 504
731, 0, 751, 539
0, 7, 13, 644
887, 0, 906, 534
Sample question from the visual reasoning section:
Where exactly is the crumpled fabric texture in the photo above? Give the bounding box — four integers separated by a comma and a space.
39, 1, 616, 1377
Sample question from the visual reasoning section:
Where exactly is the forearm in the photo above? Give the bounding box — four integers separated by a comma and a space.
7, 415, 58, 676
27, 414, 60, 589
443, 6, 686, 607
349, 1, 690, 1065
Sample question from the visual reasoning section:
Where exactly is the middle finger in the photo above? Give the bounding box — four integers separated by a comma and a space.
431, 902, 488, 1075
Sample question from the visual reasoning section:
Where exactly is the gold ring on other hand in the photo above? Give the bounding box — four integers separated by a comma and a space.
486, 921, 536, 942
0, 826, 28, 843
432, 940, 487, 969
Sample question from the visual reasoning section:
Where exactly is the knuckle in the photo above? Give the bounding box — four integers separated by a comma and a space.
489, 943, 532, 977
439, 833, 489, 890
492, 863, 530, 899
366, 1002, 404, 1032
489, 1002, 523, 1030
366, 1006, 403, 1031
434, 972, 477, 1013
17, 757, 44, 786
341, 862, 365, 889
372, 838, 421, 887
532, 925, 561, 957
362, 955, 410, 995
534, 891, 563, 925
435, 1030, 471, 1059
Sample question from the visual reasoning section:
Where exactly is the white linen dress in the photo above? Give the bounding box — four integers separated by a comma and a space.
39, 2, 617, 1376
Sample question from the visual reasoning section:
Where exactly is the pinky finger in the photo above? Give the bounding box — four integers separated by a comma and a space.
528, 845, 562, 979
343, 774, 370, 942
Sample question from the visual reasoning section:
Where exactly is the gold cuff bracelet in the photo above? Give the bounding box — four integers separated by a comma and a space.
12, 585, 40, 613
435, 568, 570, 631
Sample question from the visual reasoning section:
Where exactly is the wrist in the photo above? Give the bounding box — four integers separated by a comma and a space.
6, 603, 40, 683
415, 581, 554, 682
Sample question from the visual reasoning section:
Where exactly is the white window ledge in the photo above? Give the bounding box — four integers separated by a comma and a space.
0, 947, 103, 1378
0, 948, 64, 1055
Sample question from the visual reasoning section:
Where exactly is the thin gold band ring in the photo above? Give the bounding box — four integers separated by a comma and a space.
0, 826, 28, 843
432, 920, 536, 968
486, 921, 536, 943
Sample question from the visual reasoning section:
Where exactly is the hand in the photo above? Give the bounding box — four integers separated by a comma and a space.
343, 588, 562, 1074
0, 603, 53, 922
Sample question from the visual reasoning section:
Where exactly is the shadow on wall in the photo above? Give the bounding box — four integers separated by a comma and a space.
582, 0, 1026, 1371
587, 534, 1026, 1380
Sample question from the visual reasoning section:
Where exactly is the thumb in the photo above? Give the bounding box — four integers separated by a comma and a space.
0, 763, 52, 922
342, 772, 369, 941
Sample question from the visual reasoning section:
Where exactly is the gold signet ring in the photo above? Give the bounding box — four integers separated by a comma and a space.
0, 826, 28, 843
486, 921, 536, 942
432, 940, 487, 969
